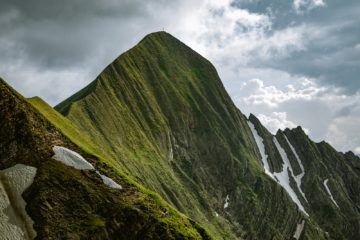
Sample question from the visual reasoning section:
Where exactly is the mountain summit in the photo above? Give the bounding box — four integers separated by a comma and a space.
1, 32, 359, 239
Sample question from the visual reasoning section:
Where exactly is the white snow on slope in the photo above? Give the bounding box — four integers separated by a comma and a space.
247, 121, 276, 180
293, 220, 305, 240
323, 179, 340, 208
52, 146, 94, 170
52, 146, 122, 190
0, 164, 37, 240
97, 172, 122, 189
273, 137, 308, 215
284, 136, 308, 202
224, 195, 230, 209
167, 131, 174, 162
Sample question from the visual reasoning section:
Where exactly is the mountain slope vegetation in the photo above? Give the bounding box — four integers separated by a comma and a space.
54, 31, 356, 239
0, 78, 211, 239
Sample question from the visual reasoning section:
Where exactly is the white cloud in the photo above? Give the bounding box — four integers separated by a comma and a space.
257, 112, 299, 134
229, 73, 360, 153
326, 116, 360, 153
323, 95, 360, 153
0, 60, 90, 103
239, 78, 325, 108
355, 147, 360, 155
174, 0, 307, 66
293, 0, 326, 13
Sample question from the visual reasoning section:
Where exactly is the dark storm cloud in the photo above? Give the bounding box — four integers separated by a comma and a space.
232, 0, 360, 92
0, 0, 171, 70
0, 0, 179, 104
0, 0, 136, 68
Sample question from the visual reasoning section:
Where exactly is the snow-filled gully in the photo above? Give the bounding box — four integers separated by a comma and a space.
247, 121, 276, 180
323, 179, 340, 209
52, 146, 122, 190
273, 137, 308, 215
284, 136, 307, 202
247, 121, 308, 215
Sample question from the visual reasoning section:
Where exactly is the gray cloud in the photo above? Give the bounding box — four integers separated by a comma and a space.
0, 0, 157, 69
0, 0, 178, 103
232, 0, 360, 92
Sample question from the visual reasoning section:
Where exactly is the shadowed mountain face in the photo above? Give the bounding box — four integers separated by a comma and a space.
1, 31, 359, 240
54, 31, 360, 239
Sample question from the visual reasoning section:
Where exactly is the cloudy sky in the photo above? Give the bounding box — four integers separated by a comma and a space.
1, 0, 359, 154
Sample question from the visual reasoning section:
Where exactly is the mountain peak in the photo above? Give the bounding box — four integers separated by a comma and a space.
56, 31, 221, 116
140, 31, 174, 42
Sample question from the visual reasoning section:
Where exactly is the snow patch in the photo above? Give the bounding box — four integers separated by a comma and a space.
293, 220, 305, 240
97, 172, 122, 189
323, 179, 340, 208
273, 137, 308, 215
224, 195, 230, 209
0, 164, 37, 239
169, 146, 174, 162
52, 146, 94, 170
52, 146, 123, 190
247, 121, 276, 180
167, 131, 174, 162
284, 136, 307, 202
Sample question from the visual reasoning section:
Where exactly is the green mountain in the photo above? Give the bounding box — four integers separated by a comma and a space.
55, 31, 311, 239
52, 31, 360, 239
1, 31, 359, 239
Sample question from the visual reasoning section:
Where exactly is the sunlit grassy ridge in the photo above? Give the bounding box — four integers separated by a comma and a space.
0, 79, 212, 239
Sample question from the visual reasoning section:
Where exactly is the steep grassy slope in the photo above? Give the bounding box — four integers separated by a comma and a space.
0, 78, 211, 239
249, 114, 360, 240
55, 32, 326, 239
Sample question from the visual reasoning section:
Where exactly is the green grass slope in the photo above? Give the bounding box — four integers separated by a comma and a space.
55, 32, 325, 239
1, 78, 212, 239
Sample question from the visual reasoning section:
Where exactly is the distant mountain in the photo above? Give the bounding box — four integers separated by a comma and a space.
1, 31, 359, 240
